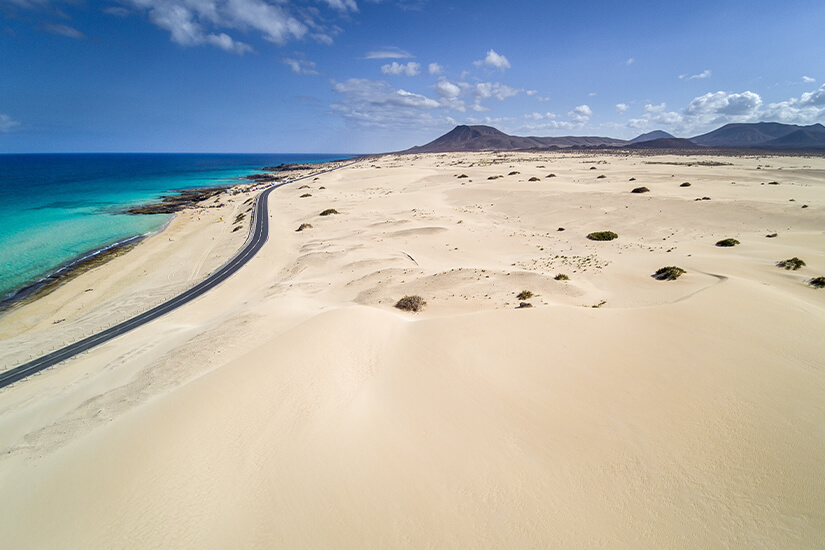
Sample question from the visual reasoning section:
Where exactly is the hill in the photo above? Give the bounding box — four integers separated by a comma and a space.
402, 125, 628, 154
690, 122, 825, 148
631, 130, 676, 143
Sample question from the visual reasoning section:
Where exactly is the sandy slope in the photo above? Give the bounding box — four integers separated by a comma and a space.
1, 151, 824, 548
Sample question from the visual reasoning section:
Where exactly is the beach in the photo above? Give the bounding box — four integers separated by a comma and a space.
1, 150, 824, 548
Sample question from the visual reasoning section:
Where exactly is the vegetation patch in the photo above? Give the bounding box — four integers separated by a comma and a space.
300, 193, 312, 198
554, 273, 569, 281
528, 176, 540, 182
296, 223, 313, 232
597, 174, 606, 179
234, 213, 245, 224
516, 290, 534, 300
319, 208, 339, 216
631, 186, 650, 193
715, 238, 740, 247
516, 302, 533, 309
508, 171, 520, 176
680, 182, 691, 187
629, 177, 636, 181
653, 266, 686, 280
457, 174, 468, 178
768, 181, 780, 185
810, 277, 825, 289
547, 173, 556, 178
777, 257, 806, 270
587, 231, 618, 241
766, 233, 778, 238
395, 295, 426, 312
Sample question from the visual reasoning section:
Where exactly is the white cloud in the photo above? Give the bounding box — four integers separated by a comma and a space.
644, 102, 667, 113
626, 57, 634, 66
381, 61, 420, 76
803, 76, 816, 84
525, 112, 557, 121
0, 113, 20, 132
42, 23, 86, 39
568, 104, 592, 123
321, 0, 357, 11
283, 54, 319, 75
433, 78, 461, 99
364, 47, 413, 59
474, 49, 511, 71
615, 103, 629, 113
684, 90, 762, 121
763, 84, 825, 124
679, 69, 712, 80
428, 62, 443, 75
473, 82, 519, 101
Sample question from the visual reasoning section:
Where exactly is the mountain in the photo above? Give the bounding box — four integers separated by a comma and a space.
402, 125, 628, 154
690, 122, 825, 148
631, 130, 676, 143
761, 126, 825, 149
625, 137, 703, 149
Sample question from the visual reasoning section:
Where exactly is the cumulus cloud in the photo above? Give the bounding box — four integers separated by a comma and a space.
0, 113, 20, 132
331, 77, 450, 129
626, 58, 634, 66
283, 54, 319, 75
679, 69, 712, 80
364, 47, 412, 59
525, 112, 557, 121
433, 78, 461, 99
473, 81, 519, 101
803, 76, 816, 84
474, 49, 510, 71
615, 103, 629, 113
381, 61, 420, 76
684, 90, 762, 121
321, 0, 357, 11
568, 104, 592, 123
428, 62, 443, 75
763, 84, 825, 124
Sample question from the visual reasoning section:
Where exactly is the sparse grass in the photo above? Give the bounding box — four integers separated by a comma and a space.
516, 290, 533, 300
300, 193, 312, 198
591, 300, 607, 308
529, 176, 540, 182
777, 257, 805, 270
395, 295, 426, 312
587, 231, 618, 241
554, 273, 569, 281
234, 213, 245, 223
319, 208, 339, 216
296, 223, 313, 231
716, 238, 740, 247
653, 266, 686, 280
810, 277, 825, 289
680, 182, 691, 187
631, 186, 650, 193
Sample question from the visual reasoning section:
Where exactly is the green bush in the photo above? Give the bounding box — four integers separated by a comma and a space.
554, 273, 569, 281
777, 257, 805, 270
587, 231, 618, 241
716, 238, 740, 247
516, 290, 533, 300
653, 266, 686, 280
319, 208, 339, 216
395, 295, 426, 312
810, 277, 825, 289
296, 223, 313, 232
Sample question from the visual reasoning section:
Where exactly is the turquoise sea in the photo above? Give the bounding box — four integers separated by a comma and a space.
0, 153, 353, 304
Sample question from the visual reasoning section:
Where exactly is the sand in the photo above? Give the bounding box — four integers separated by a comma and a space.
0, 151, 823, 548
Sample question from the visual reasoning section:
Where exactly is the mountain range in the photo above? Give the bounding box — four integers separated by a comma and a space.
402, 122, 825, 154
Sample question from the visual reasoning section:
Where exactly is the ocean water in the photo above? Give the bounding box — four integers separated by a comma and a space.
0, 153, 352, 302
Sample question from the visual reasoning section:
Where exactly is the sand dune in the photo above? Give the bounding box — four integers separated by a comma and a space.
1, 151, 824, 548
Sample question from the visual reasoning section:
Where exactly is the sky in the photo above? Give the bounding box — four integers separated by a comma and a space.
1, 0, 824, 153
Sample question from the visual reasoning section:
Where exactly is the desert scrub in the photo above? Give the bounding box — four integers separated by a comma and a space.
777, 257, 805, 270
597, 174, 606, 179
300, 193, 312, 198
528, 176, 540, 182
457, 174, 468, 178
810, 277, 825, 289
653, 266, 686, 280
516, 290, 534, 300
508, 171, 520, 176
554, 273, 569, 281
715, 238, 740, 247
395, 295, 426, 312
587, 231, 618, 241
680, 182, 691, 187
631, 186, 650, 193
319, 208, 339, 216
296, 223, 313, 232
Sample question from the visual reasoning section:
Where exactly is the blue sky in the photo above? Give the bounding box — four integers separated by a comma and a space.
1, 0, 824, 153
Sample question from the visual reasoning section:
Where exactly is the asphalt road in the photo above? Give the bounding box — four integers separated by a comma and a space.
0, 179, 284, 390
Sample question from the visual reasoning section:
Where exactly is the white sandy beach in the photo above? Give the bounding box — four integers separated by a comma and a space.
1, 151, 824, 548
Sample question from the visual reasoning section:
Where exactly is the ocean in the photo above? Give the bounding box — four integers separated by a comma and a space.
0, 153, 353, 303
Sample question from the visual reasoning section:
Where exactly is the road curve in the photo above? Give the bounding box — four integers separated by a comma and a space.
1, 174, 295, 390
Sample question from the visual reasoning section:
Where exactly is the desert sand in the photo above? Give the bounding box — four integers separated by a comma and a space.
0, 150, 824, 548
